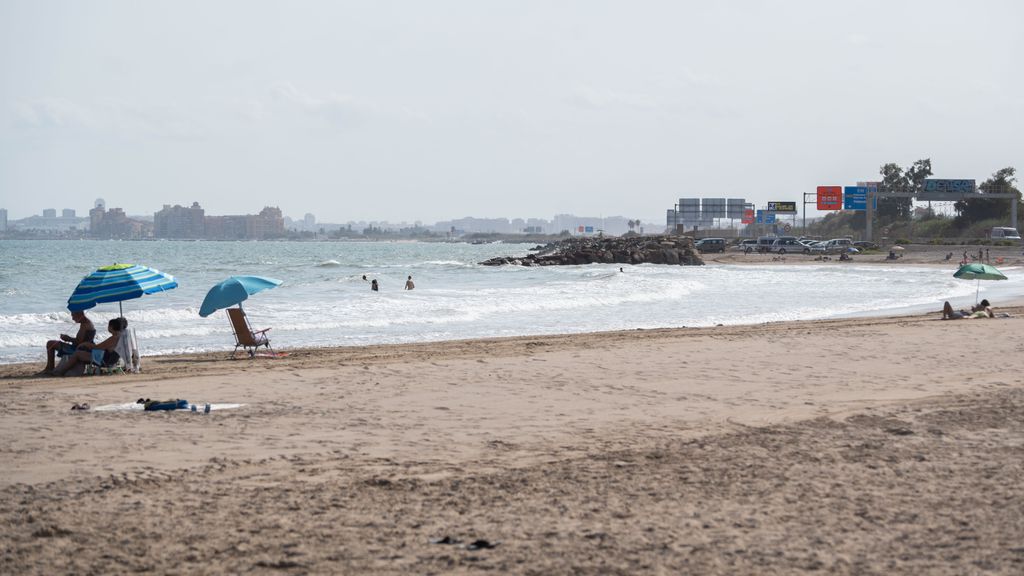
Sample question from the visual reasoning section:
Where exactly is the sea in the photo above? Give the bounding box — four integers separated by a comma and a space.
1, 239, 1020, 365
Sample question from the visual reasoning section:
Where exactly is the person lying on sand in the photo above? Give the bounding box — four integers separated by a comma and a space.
943, 299, 1008, 320
942, 301, 971, 319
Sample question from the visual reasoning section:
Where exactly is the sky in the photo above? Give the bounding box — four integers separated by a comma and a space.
1, 0, 1022, 224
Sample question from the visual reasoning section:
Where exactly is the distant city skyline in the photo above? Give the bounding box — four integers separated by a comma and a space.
0, 199, 663, 231
2, 1, 1021, 222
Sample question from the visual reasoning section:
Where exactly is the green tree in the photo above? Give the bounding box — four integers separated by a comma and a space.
876, 158, 930, 223
876, 163, 909, 223
954, 167, 1020, 226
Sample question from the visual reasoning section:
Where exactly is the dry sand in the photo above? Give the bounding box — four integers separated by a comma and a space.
2, 290, 1024, 573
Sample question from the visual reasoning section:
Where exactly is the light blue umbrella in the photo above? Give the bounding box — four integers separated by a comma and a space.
199, 276, 282, 317
68, 263, 178, 315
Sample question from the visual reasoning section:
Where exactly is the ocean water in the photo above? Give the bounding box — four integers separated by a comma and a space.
1, 239, 1020, 365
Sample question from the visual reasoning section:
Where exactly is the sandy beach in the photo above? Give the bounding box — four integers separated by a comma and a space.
2, 294, 1024, 574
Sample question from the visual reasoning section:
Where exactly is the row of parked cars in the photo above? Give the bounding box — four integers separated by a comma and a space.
694, 236, 870, 255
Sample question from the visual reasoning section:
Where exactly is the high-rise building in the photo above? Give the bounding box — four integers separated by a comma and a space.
0, 208, 7, 231
154, 202, 206, 238
43, 208, 57, 218
62, 209, 76, 218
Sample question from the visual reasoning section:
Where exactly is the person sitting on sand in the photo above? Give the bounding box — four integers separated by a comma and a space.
52, 317, 126, 376
43, 311, 95, 374
971, 299, 995, 318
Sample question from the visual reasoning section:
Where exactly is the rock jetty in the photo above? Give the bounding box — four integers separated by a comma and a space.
480, 235, 704, 266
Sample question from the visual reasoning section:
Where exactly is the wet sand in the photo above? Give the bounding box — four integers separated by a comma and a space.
2, 304, 1024, 574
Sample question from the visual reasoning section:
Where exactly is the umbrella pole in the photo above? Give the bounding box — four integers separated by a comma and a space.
119, 301, 123, 318
976, 280, 980, 305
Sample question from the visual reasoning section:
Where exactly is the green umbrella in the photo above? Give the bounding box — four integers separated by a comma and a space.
953, 263, 1007, 303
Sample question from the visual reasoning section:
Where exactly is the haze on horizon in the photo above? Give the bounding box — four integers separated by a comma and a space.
1, 0, 1021, 223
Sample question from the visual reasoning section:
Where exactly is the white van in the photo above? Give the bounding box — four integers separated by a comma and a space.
991, 227, 1021, 242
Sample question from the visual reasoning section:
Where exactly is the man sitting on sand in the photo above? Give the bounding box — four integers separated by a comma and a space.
52, 318, 126, 376
43, 311, 95, 374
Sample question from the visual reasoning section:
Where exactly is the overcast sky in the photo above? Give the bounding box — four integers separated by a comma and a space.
1, 0, 1021, 223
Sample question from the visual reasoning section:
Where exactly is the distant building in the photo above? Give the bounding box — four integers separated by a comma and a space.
154, 202, 206, 238
89, 205, 150, 239
0, 208, 7, 231
62, 209, 76, 218
248, 206, 285, 239
43, 208, 56, 219
204, 206, 285, 240
304, 213, 316, 228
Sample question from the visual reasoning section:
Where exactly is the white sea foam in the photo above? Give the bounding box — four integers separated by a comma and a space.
2, 239, 1022, 364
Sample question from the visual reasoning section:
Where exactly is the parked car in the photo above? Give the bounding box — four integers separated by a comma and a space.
769, 237, 807, 254
734, 239, 759, 252
991, 227, 1021, 242
755, 236, 778, 253
853, 241, 879, 251
694, 237, 726, 253
823, 238, 854, 254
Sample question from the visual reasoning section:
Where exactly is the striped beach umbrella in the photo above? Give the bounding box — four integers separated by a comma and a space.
67, 264, 178, 315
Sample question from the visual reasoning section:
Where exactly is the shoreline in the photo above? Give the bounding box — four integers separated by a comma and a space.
2, 305, 1023, 572
0, 305, 1007, 380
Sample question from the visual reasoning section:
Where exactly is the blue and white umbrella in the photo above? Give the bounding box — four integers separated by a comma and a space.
67, 263, 178, 315
199, 275, 282, 317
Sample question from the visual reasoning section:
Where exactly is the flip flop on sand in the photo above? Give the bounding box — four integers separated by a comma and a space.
466, 539, 499, 550
70, 403, 90, 411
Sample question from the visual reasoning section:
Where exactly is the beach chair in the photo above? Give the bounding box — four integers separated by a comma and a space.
83, 347, 127, 376
226, 307, 273, 358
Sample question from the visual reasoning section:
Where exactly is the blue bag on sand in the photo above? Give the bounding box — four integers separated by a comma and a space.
143, 399, 189, 411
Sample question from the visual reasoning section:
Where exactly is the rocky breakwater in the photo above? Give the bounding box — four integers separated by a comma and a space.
480, 235, 704, 266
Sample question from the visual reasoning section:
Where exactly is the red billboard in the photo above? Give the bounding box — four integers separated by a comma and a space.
816, 186, 842, 210
741, 209, 755, 224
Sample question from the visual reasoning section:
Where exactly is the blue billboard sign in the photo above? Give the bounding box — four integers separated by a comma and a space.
756, 210, 776, 224
584, 226, 594, 233
843, 186, 878, 211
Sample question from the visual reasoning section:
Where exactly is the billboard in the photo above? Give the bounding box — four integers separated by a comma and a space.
702, 198, 726, 218
816, 186, 842, 210
843, 186, 877, 211
678, 198, 700, 220
767, 201, 797, 213
741, 209, 754, 224
921, 179, 976, 198
727, 198, 746, 219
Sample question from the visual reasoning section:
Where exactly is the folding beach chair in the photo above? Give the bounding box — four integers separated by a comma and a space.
83, 348, 126, 376
226, 307, 273, 358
